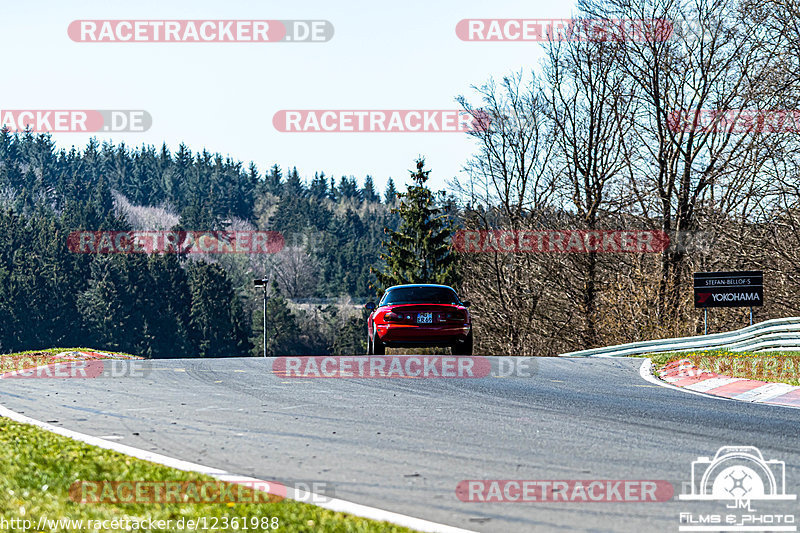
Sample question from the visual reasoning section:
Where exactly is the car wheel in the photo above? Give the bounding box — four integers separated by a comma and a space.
452, 332, 473, 355
373, 332, 385, 355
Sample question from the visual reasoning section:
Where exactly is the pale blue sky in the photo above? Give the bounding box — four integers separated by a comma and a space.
2, 0, 578, 191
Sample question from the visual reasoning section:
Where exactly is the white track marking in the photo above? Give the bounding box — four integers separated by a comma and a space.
638, 359, 735, 402
684, 377, 744, 392
734, 383, 797, 403
0, 404, 476, 533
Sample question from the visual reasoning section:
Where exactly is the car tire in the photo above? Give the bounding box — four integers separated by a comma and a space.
452, 332, 473, 355
373, 331, 385, 355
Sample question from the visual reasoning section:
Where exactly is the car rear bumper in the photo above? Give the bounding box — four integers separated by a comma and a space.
376, 323, 471, 346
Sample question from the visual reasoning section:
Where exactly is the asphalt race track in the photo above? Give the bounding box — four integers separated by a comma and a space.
2, 356, 799, 532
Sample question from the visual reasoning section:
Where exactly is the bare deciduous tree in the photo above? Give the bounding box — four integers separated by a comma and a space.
273, 245, 320, 299
580, 0, 795, 331
454, 0, 800, 353
544, 28, 639, 346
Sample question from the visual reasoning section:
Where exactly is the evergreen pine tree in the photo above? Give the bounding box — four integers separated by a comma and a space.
374, 158, 457, 290
142, 253, 192, 357
78, 255, 136, 351
265, 164, 282, 196
283, 166, 305, 198
362, 175, 380, 203
250, 282, 301, 356
328, 176, 338, 201
187, 262, 248, 357
337, 176, 359, 201
310, 172, 328, 200
384, 177, 398, 204
331, 315, 366, 355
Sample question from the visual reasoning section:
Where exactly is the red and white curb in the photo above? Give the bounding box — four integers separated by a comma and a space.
0, 350, 141, 379
643, 358, 800, 409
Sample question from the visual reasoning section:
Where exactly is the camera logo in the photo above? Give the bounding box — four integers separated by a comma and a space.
680, 446, 795, 502
678, 446, 796, 533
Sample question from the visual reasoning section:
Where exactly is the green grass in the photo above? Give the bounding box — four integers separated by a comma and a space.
0, 419, 416, 532
0, 348, 139, 375
648, 349, 800, 386
0, 347, 417, 533
0, 347, 138, 358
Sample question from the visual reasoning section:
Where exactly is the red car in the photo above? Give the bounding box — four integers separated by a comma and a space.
365, 284, 473, 355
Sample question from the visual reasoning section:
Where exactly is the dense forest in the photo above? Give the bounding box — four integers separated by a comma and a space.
5, 0, 800, 358
0, 131, 402, 357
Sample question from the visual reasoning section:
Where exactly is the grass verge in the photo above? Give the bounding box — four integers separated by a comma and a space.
1, 348, 138, 358
0, 346, 417, 533
0, 348, 139, 374
648, 349, 800, 386
0, 418, 416, 532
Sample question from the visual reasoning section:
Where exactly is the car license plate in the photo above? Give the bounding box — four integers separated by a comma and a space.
416, 312, 433, 324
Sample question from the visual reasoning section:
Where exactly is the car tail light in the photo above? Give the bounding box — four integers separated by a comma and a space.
384, 311, 404, 322
437, 312, 466, 323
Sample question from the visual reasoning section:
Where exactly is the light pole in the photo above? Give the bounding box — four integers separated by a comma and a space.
253, 277, 268, 357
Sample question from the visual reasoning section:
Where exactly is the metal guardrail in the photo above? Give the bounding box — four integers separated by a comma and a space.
288, 297, 371, 306
559, 317, 800, 357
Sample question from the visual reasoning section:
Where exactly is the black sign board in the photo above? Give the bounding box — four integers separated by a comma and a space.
693, 271, 763, 308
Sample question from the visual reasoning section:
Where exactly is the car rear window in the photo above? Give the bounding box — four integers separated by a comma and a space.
380, 287, 460, 305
